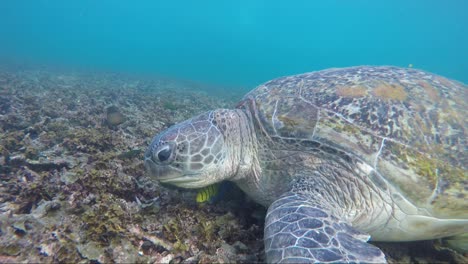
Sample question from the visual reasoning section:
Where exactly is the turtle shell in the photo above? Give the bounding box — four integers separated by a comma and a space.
237, 66, 467, 219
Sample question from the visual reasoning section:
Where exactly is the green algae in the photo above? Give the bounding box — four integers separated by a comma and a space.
81, 194, 139, 243
63, 128, 114, 154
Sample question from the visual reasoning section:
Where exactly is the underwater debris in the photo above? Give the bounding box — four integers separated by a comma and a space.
9, 154, 70, 172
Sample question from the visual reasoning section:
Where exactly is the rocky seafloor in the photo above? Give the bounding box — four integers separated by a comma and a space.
0, 68, 465, 263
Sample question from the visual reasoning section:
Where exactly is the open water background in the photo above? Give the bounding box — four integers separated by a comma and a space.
1, 0, 467, 90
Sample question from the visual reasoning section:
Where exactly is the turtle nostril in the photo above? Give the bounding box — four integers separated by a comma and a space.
157, 146, 172, 162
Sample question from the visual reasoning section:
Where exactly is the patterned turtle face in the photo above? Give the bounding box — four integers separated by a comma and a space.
145, 111, 228, 188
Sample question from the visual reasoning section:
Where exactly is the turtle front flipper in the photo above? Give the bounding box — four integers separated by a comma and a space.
265, 192, 386, 263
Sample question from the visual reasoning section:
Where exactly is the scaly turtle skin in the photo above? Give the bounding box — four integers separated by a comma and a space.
145, 66, 467, 263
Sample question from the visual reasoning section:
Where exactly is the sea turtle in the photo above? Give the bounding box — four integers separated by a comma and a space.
144, 66, 467, 263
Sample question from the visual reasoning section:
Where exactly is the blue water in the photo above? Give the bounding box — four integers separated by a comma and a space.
1, 0, 467, 88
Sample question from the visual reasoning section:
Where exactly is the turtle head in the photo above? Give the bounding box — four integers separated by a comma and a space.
145, 109, 253, 189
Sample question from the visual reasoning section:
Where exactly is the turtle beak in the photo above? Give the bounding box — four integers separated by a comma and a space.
144, 157, 166, 178
144, 156, 206, 188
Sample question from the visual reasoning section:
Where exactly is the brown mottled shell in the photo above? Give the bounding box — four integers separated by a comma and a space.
238, 66, 467, 219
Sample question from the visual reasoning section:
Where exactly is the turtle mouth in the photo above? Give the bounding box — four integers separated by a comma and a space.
158, 174, 207, 189
145, 158, 204, 188
159, 174, 198, 183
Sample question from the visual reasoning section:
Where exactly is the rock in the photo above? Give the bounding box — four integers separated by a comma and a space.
160, 253, 174, 264
182, 254, 200, 264
11, 220, 27, 234
60, 170, 78, 184
77, 242, 105, 262
232, 241, 248, 252
112, 239, 138, 263
39, 242, 56, 257
216, 243, 237, 263
31, 200, 61, 218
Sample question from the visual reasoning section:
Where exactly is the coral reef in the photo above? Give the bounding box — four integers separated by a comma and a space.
0, 68, 464, 263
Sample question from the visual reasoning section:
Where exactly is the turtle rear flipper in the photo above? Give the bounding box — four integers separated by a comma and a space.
265, 192, 386, 263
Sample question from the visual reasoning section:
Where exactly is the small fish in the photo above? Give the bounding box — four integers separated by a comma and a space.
196, 181, 237, 204
196, 183, 220, 203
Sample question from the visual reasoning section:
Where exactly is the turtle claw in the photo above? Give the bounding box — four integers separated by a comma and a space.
265, 192, 386, 263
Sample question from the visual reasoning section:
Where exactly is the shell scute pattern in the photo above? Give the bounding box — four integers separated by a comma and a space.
312, 110, 383, 167
241, 66, 467, 218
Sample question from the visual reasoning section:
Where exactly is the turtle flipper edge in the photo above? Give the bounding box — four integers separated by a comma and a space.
264, 192, 386, 263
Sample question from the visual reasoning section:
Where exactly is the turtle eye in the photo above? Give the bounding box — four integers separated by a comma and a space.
154, 143, 174, 163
